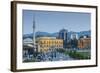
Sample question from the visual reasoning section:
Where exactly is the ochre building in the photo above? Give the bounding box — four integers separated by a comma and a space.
36, 37, 63, 52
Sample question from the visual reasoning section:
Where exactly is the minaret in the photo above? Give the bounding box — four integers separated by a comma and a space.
33, 15, 35, 45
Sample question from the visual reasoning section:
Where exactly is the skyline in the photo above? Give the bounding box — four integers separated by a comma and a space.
23, 10, 91, 34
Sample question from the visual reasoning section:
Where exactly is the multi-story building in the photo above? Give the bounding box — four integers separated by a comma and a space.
78, 36, 91, 49
58, 29, 68, 48
71, 32, 78, 40
36, 37, 63, 52
70, 33, 78, 48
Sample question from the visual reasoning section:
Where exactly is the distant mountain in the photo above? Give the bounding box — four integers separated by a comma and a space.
77, 30, 91, 38
23, 31, 59, 39
35, 31, 50, 36
23, 30, 91, 39
50, 32, 59, 37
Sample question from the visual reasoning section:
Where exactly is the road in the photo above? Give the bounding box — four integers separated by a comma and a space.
35, 50, 74, 62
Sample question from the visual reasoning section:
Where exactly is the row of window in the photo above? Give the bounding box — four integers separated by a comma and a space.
39, 47, 62, 52
40, 45, 63, 47
39, 41, 63, 44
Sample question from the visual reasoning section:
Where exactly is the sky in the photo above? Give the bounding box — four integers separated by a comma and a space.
23, 10, 91, 34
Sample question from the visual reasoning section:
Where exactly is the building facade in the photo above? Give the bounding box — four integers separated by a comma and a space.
36, 37, 63, 52
78, 37, 91, 49
58, 29, 68, 48
71, 32, 78, 40
70, 33, 78, 48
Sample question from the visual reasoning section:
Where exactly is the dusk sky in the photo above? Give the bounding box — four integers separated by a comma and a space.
23, 10, 91, 34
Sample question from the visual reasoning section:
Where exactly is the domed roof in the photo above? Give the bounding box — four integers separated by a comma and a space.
23, 38, 33, 42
